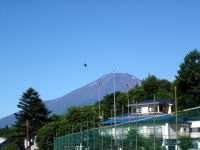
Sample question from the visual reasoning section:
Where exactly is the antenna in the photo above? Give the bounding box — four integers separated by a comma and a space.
113, 71, 116, 145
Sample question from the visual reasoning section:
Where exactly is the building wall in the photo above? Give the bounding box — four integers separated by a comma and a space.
141, 107, 149, 113
190, 120, 200, 138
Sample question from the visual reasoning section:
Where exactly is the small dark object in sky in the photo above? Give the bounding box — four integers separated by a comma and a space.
84, 63, 87, 67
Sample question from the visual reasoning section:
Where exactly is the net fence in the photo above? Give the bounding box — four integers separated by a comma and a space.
54, 107, 200, 150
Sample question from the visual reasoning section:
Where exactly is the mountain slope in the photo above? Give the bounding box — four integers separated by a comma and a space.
0, 73, 141, 128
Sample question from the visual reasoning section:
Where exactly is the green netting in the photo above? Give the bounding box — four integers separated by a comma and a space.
54, 107, 200, 150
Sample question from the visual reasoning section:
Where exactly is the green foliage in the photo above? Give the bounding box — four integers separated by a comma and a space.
86, 132, 115, 150
124, 129, 166, 150
37, 105, 99, 150
179, 136, 193, 150
176, 50, 200, 109
68, 105, 99, 127
128, 75, 173, 102
37, 122, 58, 150
156, 87, 172, 100
96, 92, 128, 120
128, 85, 145, 102
142, 75, 160, 99
0, 142, 18, 150
13, 88, 51, 148
0, 126, 11, 138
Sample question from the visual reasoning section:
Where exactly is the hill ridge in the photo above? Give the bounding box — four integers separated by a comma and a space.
0, 73, 141, 128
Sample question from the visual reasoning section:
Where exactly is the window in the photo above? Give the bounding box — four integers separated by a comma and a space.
137, 107, 142, 113
159, 105, 163, 111
191, 128, 200, 132
183, 127, 187, 132
148, 106, 155, 112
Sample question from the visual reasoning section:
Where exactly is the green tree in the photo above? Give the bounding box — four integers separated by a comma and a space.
37, 122, 60, 150
37, 105, 100, 150
124, 129, 166, 150
142, 75, 160, 99
97, 92, 128, 120
0, 142, 18, 150
0, 126, 11, 138
67, 105, 99, 130
14, 88, 51, 149
156, 87, 172, 100
176, 50, 200, 109
128, 85, 145, 102
179, 136, 193, 150
37, 113, 73, 150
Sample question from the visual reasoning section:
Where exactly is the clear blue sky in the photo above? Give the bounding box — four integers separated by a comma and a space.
0, 0, 200, 118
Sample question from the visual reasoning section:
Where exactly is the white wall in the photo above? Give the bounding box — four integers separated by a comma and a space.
191, 120, 200, 128
141, 107, 149, 113
0, 138, 6, 145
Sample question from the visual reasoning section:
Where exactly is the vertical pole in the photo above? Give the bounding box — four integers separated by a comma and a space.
59, 128, 61, 150
62, 128, 64, 150
26, 120, 29, 150
93, 116, 95, 150
154, 94, 156, 150
113, 71, 117, 145
87, 118, 89, 150
101, 110, 104, 150
136, 101, 138, 150
53, 137, 56, 150
64, 126, 66, 149
122, 106, 124, 150
53, 129, 55, 150
111, 109, 113, 150
175, 86, 178, 150
126, 84, 131, 131
75, 126, 77, 148
68, 126, 69, 150
80, 124, 83, 150
71, 125, 74, 146
98, 82, 101, 119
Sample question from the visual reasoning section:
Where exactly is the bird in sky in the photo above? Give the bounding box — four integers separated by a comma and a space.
83, 63, 87, 67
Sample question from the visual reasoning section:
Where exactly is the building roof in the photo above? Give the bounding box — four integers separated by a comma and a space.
128, 99, 175, 107
102, 114, 177, 125
0, 137, 7, 145
187, 117, 200, 121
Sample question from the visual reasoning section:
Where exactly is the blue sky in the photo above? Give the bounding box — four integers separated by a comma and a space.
0, 0, 200, 118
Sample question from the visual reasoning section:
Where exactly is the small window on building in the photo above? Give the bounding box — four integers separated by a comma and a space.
184, 128, 187, 132
132, 108, 136, 113
137, 107, 142, 113
159, 105, 163, 111
191, 128, 199, 132
148, 106, 155, 112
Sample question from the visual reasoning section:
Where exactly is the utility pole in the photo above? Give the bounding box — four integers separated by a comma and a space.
111, 109, 113, 150
113, 71, 117, 145
125, 84, 131, 131
101, 110, 104, 150
153, 94, 156, 150
175, 86, 178, 150
135, 101, 138, 150
98, 82, 101, 120
26, 120, 29, 150
121, 106, 124, 150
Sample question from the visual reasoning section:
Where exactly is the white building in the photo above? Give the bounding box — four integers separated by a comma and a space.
128, 99, 174, 116
24, 136, 38, 150
0, 137, 7, 148
102, 100, 200, 150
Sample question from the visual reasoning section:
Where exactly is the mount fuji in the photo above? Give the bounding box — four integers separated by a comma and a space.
0, 73, 141, 128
